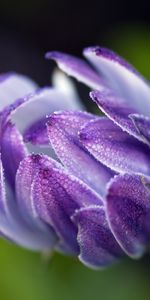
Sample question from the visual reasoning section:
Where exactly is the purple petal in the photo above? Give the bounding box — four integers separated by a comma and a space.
106, 174, 150, 257
80, 118, 150, 176
1, 85, 82, 133
23, 117, 50, 145
13, 87, 82, 132
84, 46, 150, 116
47, 111, 113, 196
15, 154, 60, 224
0, 155, 57, 250
0, 87, 83, 158
6, 87, 82, 149
1, 201, 57, 250
32, 158, 102, 255
130, 114, 150, 144
90, 90, 150, 146
52, 69, 83, 107
46, 51, 106, 90
1, 121, 28, 188
0, 73, 37, 111
72, 206, 123, 269
23, 76, 83, 146
0, 154, 7, 212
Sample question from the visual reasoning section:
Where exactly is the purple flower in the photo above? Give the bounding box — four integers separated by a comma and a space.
1, 47, 150, 270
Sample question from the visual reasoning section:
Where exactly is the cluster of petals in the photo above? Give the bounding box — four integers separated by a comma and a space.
0, 46, 150, 269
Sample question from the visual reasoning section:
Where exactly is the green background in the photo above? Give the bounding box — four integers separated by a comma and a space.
0, 239, 150, 300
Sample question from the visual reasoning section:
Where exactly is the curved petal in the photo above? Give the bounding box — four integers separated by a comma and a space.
80, 118, 150, 176
11, 87, 82, 133
47, 111, 113, 196
90, 90, 150, 146
106, 174, 150, 257
0, 73, 37, 111
130, 114, 150, 144
0, 155, 57, 250
72, 206, 123, 269
1, 87, 84, 157
46, 51, 105, 90
15, 154, 60, 224
31, 156, 102, 255
1, 122, 28, 188
52, 69, 83, 108
84, 46, 150, 116
1, 85, 82, 133
0, 154, 7, 212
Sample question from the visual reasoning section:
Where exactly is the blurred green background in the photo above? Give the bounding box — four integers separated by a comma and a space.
0, 237, 150, 300
0, 238, 150, 300
0, 1, 150, 299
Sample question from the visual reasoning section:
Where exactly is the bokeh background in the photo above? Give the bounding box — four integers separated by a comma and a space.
0, 0, 150, 299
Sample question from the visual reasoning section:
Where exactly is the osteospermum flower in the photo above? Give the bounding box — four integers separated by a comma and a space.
1, 47, 150, 270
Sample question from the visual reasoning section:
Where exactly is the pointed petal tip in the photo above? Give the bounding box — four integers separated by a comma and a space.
89, 90, 104, 110
89, 90, 100, 101
45, 51, 65, 61
84, 46, 134, 70
83, 45, 101, 55
46, 111, 64, 127
46, 115, 56, 129
84, 46, 117, 59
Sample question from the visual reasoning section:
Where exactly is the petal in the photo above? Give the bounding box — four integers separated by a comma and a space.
90, 90, 150, 146
0, 155, 57, 250
0, 73, 37, 111
80, 118, 150, 176
4, 87, 83, 151
1, 87, 83, 157
2, 86, 82, 132
72, 206, 123, 269
23, 117, 50, 146
0, 154, 7, 212
52, 69, 83, 108
130, 114, 150, 144
15, 154, 60, 225
84, 46, 150, 116
46, 51, 105, 90
1, 122, 28, 188
106, 174, 150, 257
32, 157, 102, 255
12, 87, 82, 133
47, 111, 113, 196
0, 203, 57, 250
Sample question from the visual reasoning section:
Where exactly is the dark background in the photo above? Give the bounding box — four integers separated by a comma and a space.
0, 0, 149, 85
